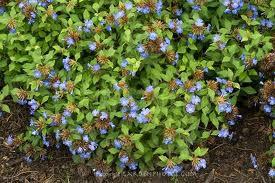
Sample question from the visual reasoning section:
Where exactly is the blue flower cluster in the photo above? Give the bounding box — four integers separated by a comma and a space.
194, 158, 207, 171
186, 95, 201, 114
137, 0, 162, 15
223, 0, 244, 14
162, 164, 182, 176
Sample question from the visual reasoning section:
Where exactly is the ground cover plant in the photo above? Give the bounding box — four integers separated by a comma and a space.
0, 0, 274, 179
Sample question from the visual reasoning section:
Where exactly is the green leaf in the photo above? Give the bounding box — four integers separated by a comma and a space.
209, 112, 219, 128
242, 86, 257, 95
153, 147, 166, 155
1, 104, 10, 113
135, 141, 145, 153
121, 124, 129, 135
108, 148, 119, 154
131, 134, 143, 141
193, 147, 208, 157
75, 74, 82, 84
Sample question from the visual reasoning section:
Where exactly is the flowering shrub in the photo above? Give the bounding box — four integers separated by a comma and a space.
0, 0, 274, 177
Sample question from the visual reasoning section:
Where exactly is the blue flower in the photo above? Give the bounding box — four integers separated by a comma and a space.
63, 140, 72, 147
100, 112, 108, 120
119, 155, 129, 163
162, 165, 182, 176
146, 85, 154, 93
268, 168, 275, 178
24, 156, 33, 163
250, 154, 258, 169
263, 104, 271, 113
66, 37, 75, 47
6, 135, 14, 145
218, 128, 229, 138
128, 162, 138, 170
34, 69, 42, 78
195, 18, 204, 27
141, 108, 150, 116
268, 97, 275, 105
92, 64, 101, 72
63, 110, 71, 117
28, 99, 39, 111
0, 7, 5, 14
163, 137, 173, 145
95, 170, 104, 177
121, 60, 128, 68
125, 2, 133, 10
149, 32, 157, 41
186, 103, 195, 114
92, 109, 100, 116
120, 97, 129, 106
76, 126, 84, 134
80, 152, 91, 159
42, 135, 50, 147
194, 159, 207, 171
89, 42, 97, 51
218, 102, 232, 113
191, 95, 201, 105
100, 128, 107, 135
88, 141, 98, 151
84, 19, 93, 28
155, 0, 162, 15
83, 135, 89, 142
137, 6, 150, 14
114, 139, 122, 149
114, 10, 125, 21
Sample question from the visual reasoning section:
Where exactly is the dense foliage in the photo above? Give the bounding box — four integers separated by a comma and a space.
0, 0, 274, 177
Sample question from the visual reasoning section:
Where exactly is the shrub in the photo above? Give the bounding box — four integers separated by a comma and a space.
0, 0, 274, 177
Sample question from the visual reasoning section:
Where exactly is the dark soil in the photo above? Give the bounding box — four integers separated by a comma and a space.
0, 103, 273, 183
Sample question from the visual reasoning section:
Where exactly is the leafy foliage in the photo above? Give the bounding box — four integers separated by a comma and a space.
0, 0, 274, 177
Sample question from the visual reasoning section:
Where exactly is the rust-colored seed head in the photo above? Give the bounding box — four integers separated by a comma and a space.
193, 70, 204, 80
106, 15, 115, 24
68, 30, 80, 42
166, 50, 176, 63
121, 135, 132, 147
184, 80, 195, 90
7, 19, 16, 29
262, 80, 275, 101
168, 80, 178, 91
192, 25, 205, 35
153, 20, 165, 29
226, 80, 233, 88
60, 129, 71, 140
207, 80, 219, 91
53, 113, 62, 125
121, 69, 129, 77
97, 55, 109, 64
16, 89, 29, 100
260, 52, 275, 76
83, 123, 93, 133
144, 38, 162, 53
38, 65, 50, 76
94, 26, 102, 33
118, 81, 127, 88
195, 0, 207, 5
216, 96, 226, 104
23, 4, 35, 18
66, 81, 75, 92
35, 119, 45, 130
164, 128, 176, 139
66, 103, 77, 113
225, 105, 239, 120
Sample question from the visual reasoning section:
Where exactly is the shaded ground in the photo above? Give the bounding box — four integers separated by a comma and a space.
0, 103, 273, 183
